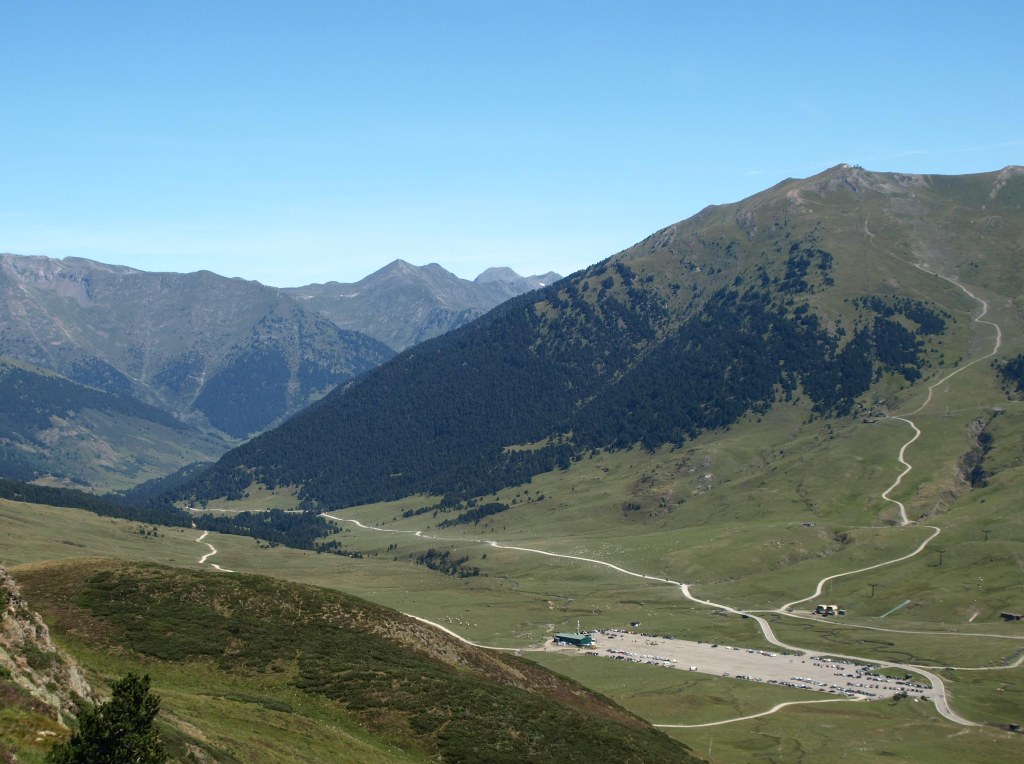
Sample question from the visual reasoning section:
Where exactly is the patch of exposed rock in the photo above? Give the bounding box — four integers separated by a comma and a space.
0, 565, 96, 725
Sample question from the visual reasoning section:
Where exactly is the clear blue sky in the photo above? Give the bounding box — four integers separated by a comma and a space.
2, 1, 1020, 287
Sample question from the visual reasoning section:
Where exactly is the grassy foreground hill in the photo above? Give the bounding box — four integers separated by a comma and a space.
10, 559, 701, 763
180, 164, 1023, 508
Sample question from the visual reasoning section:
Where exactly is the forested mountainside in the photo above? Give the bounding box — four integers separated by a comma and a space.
0, 357, 226, 489
0, 256, 394, 438
180, 165, 1023, 508
284, 259, 561, 351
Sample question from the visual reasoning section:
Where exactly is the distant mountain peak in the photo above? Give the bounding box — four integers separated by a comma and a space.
475, 266, 523, 284
286, 262, 562, 351
475, 267, 562, 292
0, 253, 395, 445
379, 258, 416, 273
0, 253, 141, 278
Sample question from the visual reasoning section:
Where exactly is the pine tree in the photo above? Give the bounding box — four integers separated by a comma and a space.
47, 673, 167, 764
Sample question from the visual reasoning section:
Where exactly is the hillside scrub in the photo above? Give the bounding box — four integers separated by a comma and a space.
18, 560, 701, 764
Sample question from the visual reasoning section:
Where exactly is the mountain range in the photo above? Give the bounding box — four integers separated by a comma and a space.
0, 255, 394, 438
179, 164, 1024, 508
285, 260, 561, 351
0, 254, 557, 487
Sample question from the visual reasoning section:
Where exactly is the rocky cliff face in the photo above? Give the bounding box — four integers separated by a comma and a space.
1, 565, 95, 726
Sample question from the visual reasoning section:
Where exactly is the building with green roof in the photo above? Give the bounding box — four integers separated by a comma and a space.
553, 633, 593, 647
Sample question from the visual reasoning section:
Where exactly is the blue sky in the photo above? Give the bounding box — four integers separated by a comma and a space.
2, 1, 1021, 287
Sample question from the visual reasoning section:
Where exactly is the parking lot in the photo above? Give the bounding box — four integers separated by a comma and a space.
539, 630, 930, 700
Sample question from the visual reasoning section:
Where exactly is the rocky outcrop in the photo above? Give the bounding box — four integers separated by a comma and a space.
0, 565, 95, 725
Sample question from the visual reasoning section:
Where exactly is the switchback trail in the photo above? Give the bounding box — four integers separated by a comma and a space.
194, 529, 234, 573
777, 273, 1005, 628
881, 270, 1002, 526
776, 526, 941, 612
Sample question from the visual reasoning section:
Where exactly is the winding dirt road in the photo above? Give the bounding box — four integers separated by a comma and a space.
194, 529, 234, 573
882, 270, 1003, 525
657, 698, 865, 729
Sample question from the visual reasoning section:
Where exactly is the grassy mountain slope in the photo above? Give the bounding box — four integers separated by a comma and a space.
11, 559, 700, 763
182, 165, 1021, 508
0, 256, 394, 439
0, 357, 227, 491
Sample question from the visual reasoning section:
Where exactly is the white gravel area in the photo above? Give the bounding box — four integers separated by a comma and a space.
538, 630, 930, 700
